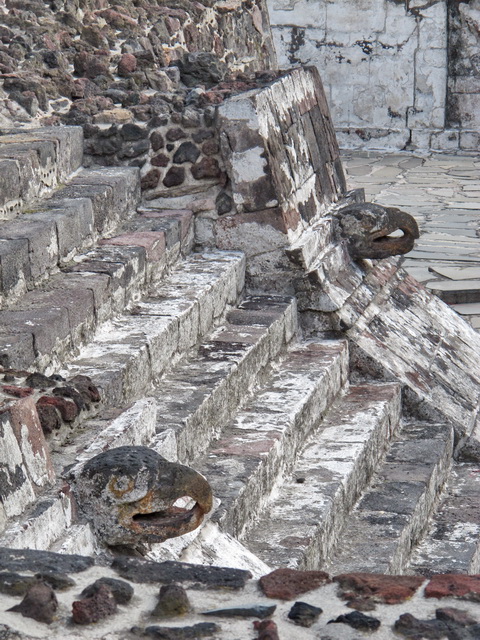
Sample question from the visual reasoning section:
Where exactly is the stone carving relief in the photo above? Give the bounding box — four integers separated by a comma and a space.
335, 202, 419, 260
74, 446, 212, 547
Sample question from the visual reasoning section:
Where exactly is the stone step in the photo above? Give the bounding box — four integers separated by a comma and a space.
0, 210, 192, 372
408, 462, 480, 575
326, 421, 454, 575
0, 166, 140, 308
0, 127, 83, 219
60, 251, 246, 408
196, 339, 349, 538
244, 382, 402, 570
2, 293, 294, 552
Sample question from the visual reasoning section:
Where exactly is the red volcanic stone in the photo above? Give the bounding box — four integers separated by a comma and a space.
8, 581, 58, 624
425, 574, 480, 601
254, 619, 280, 640
141, 168, 161, 190
259, 568, 330, 601
118, 53, 137, 76
2, 385, 33, 398
151, 153, 169, 167
36, 403, 61, 434
101, 231, 166, 261
37, 396, 78, 422
73, 52, 109, 79
72, 584, 117, 625
334, 573, 425, 605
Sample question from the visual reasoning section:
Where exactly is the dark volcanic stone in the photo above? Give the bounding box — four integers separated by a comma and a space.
191, 158, 220, 179
35, 572, 75, 591
329, 610, 381, 632
163, 166, 185, 188
141, 169, 161, 190
0, 547, 94, 575
72, 584, 117, 625
25, 372, 53, 389
81, 578, 134, 605
288, 601, 322, 627
216, 191, 233, 214
121, 123, 148, 141
394, 613, 450, 639
111, 557, 251, 590
173, 141, 200, 164
166, 128, 186, 142
0, 572, 36, 597
144, 623, 220, 638
36, 402, 61, 433
202, 604, 276, 619
456, 437, 480, 462
436, 607, 478, 626
150, 131, 165, 151
151, 153, 170, 167
259, 568, 330, 600
8, 582, 58, 624
177, 52, 227, 88
152, 584, 190, 618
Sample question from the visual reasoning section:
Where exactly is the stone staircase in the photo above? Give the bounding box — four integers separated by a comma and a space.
1, 84, 480, 603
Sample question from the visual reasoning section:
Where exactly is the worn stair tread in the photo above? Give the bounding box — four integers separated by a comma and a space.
61, 251, 245, 406
244, 382, 402, 570
408, 462, 480, 575
154, 295, 298, 464
0, 166, 140, 308
0, 126, 83, 219
327, 421, 454, 575
196, 338, 349, 538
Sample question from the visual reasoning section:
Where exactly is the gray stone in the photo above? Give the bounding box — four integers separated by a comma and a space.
112, 557, 251, 590
0, 548, 94, 575
203, 604, 276, 619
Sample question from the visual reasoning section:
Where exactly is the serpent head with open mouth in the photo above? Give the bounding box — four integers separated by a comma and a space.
75, 446, 212, 547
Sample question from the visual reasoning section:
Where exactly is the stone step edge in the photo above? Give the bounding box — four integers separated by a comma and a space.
196, 339, 349, 538
327, 421, 454, 575
60, 251, 246, 409
244, 382, 403, 570
0, 166, 140, 310
0, 210, 191, 373
4, 295, 293, 551
408, 461, 480, 575
0, 126, 84, 219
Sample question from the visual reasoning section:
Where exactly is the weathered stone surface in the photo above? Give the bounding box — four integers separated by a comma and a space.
7, 582, 57, 624
112, 557, 251, 589
203, 604, 276, 619
329, 610, 381, 632
287, 601, 322, 627
425, 575, 480, 601
254, 619, 280, 640
144, 622, 220, 639
80, 578, 134, 605
72, 583, 117, 625
0, 548, 94, 574
152, 584, 191, 618
259, 568, 330, 600
336, 203, 420, 259
334, 573, 424, 604
75, 446, 212, 547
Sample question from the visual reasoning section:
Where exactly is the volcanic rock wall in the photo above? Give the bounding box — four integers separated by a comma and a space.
268, 0, 480, 151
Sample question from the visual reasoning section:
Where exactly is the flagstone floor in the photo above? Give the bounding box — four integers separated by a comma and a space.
342, 152, 480, 329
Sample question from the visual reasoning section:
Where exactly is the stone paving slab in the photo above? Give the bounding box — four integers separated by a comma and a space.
342, 151, 480, 325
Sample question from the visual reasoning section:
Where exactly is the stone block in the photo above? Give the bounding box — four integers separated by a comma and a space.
0, 237, 30, 298
0, 306, 71, 367
70, 167, 141, 221
101, 231, 166, 262
48, 183, 115, 235
2, 217, 58, 282
0, 159, 21, 217
0, 332, 35, 369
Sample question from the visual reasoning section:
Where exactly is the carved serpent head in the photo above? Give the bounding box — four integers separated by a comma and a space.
75, 446, 212, 547
336, 203, 419, 260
